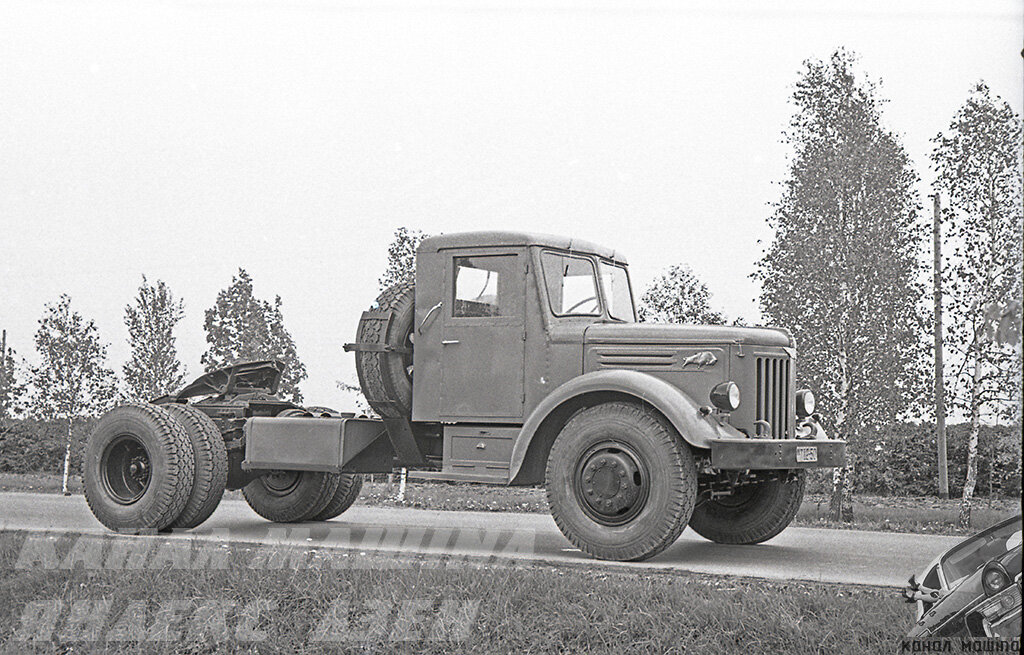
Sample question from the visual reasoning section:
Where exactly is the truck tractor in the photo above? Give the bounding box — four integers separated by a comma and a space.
83, 231, 845, 561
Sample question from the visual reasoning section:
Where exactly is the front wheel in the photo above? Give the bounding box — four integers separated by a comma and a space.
545, 402, 697, 562
688, 471, 806, 544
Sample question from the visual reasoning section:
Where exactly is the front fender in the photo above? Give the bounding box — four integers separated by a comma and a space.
508, 369, 744, 483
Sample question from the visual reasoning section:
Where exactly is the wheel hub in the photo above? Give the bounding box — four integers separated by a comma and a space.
575, 442, 649, 526
261, 470, 302, 496
100, 434, 152, 505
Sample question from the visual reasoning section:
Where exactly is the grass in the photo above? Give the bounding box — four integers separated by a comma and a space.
359, 478, 1019, 535
0, 529, 913, 654
3, 472, 1018, 536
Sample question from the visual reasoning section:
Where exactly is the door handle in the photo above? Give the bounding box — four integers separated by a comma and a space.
417, 302, 443, 334
441, 340, 460, 345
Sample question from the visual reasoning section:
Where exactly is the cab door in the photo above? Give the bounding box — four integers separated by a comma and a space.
439, 250, 526, 421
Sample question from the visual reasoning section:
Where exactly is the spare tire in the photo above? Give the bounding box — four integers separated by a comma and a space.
354, 282, 415, 417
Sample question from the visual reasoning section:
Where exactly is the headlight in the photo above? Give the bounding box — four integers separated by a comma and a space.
983, 563, 1010, 596
710, 381, 741, 412
796, 389, 815, 417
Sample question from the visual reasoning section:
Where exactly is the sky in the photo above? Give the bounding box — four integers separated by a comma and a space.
1, 0, 1021, 411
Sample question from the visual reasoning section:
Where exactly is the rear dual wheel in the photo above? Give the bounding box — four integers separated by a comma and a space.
163, 404, 228, 530
241, 408, 363, 523
242, 471, 363, 523
84, 403, 196, 533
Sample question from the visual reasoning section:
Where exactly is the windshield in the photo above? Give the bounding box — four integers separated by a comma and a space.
599, 261, 635, 321
541, 252, 601, 316
940, 516, 1023, 587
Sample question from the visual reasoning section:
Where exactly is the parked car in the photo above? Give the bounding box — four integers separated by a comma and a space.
904, 514, 1022, 640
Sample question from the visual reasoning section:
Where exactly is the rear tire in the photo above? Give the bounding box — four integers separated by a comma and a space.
163, 404, 227, 530
688, 471, 806, 544
354, 282, 415, 417
545, 401, 697, 562
83, 403, 195, 533
308, 474, 364, 521
243, 471, 340, 523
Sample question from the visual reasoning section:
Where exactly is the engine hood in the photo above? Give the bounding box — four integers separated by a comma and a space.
584, 323, 793, 348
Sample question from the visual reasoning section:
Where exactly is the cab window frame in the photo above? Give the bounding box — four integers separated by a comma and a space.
443, 250, 524, 328
539, 249, 604, 319
597, 258, 637, 322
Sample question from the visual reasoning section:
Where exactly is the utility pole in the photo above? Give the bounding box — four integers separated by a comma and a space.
1, 329, 7, 421
932, 193, 949, 500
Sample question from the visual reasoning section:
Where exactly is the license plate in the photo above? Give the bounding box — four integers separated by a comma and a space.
796, 446, 818, 463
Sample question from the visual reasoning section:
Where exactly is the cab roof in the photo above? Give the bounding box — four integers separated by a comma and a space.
418, 231, 626, 264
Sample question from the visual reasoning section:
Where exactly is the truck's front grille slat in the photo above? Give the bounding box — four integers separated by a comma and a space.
756, 355, 790, 438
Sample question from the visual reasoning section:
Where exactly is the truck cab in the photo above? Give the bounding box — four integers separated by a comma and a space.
400, 232, 836, 483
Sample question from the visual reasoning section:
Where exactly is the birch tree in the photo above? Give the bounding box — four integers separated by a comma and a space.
378, 227, 427, 290
639, 264, 726, 325
755, 50, 928, 522
122, 276, 187, 400
0, 330, 26, 421
30, 295, 118, 494
931, 82, 1023, 528
202, 269, 307, 404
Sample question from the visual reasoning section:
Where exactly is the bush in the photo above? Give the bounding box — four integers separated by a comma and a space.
0, 417, 97, 475
806, 422, 1021, 498
2, 417, 1020, 499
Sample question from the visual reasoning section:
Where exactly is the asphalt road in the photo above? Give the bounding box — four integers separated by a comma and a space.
1, 491, 963, 587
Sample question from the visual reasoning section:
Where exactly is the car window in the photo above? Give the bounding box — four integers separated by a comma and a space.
541, 252, 601, 316
453, 255, 517, 317
922, 565, 940, 590
599, 261, 635, 322
940, 517, 1023, 586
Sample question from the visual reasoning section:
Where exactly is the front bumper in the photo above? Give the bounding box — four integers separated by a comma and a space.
709, 437, 846, 470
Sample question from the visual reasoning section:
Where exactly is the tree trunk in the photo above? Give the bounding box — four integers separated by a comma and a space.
828, 347, 854, 522
61, 419, 73, 496
959, 350, 983, 530
397, 467, 407, 501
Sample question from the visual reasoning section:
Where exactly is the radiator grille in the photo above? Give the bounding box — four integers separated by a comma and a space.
755, 356, 790, 438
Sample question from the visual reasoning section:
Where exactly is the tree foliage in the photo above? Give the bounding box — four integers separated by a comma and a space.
0, 332, 27, 420
122, 276, 187, 401
639, 265, 726, 325
202, 269, 307, 404
378, 227, 427, 291
29, 295, 118, 422
931, 82, 1023, 527
754, 50, 928, 520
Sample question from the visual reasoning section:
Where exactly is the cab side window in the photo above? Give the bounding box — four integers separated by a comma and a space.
541, 252, 601, 316
453, 255, 517, 317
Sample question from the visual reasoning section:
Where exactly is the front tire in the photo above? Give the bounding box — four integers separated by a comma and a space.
83, 403, 195, 533
545, 401, 697, 562
688, 471, 806, 544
